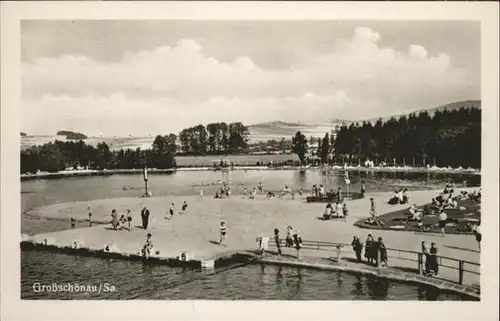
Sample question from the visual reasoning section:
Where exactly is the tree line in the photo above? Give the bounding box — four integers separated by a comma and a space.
21, 135, 177, 174
178, 122, 249, 155
331, 107, 480, 168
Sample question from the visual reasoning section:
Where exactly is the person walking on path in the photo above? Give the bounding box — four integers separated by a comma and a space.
421, 241, 430, 275
219, 221, 227, 246
351, 236, 363, 262
141, 207, 150, 229
376, 237, 388, 267
428, 242, 440, 276
438, 209, 448, 236
365, 234, 374, 264
274, 228, 282, 256
293, 231, 303, 259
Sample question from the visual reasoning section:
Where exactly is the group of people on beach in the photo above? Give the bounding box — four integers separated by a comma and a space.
351, 234, 388, 267
323, 201, 349, 220
388, 188, 409, 205
104, 200, 190, 232
110, 209, 133, 231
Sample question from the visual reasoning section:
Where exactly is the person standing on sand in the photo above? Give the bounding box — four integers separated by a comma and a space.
286, 226, 294, 247
141, 207, 150, 229
88, 206, 92, 227
293, 231, 303, 259
200, 189, 204, 199
219, 221, 227, 246
258, 182, 263, 193
111, 209, 119, 230
169, 203, 175, 218
70, 217, 76, 229
126, 209, 132, 230
181, 201, 188, 213
438, 209, 448, 236
361, 180, 366, 197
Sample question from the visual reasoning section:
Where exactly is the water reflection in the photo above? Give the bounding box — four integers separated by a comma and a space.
366, 275, 390, 300
350, 275, 365, 297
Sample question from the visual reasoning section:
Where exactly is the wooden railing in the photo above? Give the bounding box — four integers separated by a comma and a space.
265, 238, 480, 285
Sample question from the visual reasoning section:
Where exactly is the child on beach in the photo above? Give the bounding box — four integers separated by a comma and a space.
200, 189, 204, 199
126, 209, 132, 230
336, 201, 343, 219
258, 182, 263, 193
70, 217, 76, 229
438, 209, 448, 236
182, 201, 188, 213
142, 233, 153, 258
219, 221, 227, 246
88, 206, 92, 227
342, 204, 349, 220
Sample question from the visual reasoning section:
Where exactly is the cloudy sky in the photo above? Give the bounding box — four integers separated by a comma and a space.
22, 20, 480, 137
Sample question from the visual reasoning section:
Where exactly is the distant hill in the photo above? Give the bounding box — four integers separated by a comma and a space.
57, 130, 88, 140
248, 121, 343, 142
21, 100, 480, 150
362, 100, 481, 124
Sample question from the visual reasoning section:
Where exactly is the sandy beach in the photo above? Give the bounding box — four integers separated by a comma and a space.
25, 188, 480, 265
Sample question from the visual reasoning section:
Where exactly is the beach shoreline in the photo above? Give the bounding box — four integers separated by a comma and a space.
20, 165, 481, 181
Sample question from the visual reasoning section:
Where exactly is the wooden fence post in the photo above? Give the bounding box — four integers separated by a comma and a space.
459, 261, 464, 284
418, 253, 423, 275
376, 248, 381, 268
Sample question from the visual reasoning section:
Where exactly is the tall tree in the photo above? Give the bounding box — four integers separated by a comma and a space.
292, 131, 308, 165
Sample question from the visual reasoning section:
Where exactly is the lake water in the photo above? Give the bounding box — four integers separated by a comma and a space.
21, 251, 474, 300
20, 170, 480, 300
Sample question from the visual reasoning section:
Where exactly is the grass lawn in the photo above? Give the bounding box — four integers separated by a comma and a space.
354, 197, 481, 235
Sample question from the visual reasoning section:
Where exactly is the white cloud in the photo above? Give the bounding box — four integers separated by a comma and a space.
22, 27, 478, 136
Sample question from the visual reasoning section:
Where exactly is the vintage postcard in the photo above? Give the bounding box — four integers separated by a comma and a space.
1, 2, 498, 321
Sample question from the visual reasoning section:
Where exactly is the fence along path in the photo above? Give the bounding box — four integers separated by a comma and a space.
264, 238, 480, 286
